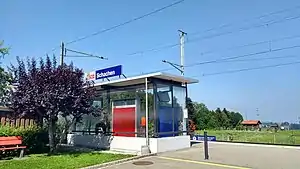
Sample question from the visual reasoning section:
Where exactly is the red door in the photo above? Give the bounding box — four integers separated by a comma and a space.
113, 106, 136, 137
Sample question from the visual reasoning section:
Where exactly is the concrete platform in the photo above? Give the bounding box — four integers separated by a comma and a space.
100, 142, 300, 169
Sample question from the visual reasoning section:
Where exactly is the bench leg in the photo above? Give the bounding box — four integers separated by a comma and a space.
19, 149, 24, 158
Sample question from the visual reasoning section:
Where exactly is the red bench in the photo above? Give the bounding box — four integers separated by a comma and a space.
0, 136, 26, 158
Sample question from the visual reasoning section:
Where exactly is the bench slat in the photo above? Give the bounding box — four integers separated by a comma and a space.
0, 146, 26, 151
0, 140, 22, 146
0, 136, 22, 141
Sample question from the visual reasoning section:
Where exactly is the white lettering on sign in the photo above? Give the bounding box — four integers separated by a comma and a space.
96, 70, 116, 79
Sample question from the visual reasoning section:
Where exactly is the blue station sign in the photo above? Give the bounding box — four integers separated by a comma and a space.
95, 65, 122, 80
85, 65, 123, 81
191, 134, 217, 141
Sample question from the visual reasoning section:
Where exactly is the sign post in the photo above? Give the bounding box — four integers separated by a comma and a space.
204, 131, 209, 160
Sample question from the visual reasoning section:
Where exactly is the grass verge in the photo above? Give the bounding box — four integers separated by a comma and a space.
0, 152, 133, 169
196, 130, 300, 145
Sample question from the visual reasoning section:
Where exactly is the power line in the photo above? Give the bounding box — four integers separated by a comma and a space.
126, 13, 300, 56
152, 45, 300, 73
187, 14, 300, 44
212, 55, 300, 63
189, 5, 300, 36
200, 60, 300, 77
66, 0, 185, 45
47, 0, 185, 53
200, 34, 300, 56
185, 45, 300, 67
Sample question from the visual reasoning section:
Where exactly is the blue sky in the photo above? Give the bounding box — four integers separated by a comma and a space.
1, 0, 300, 123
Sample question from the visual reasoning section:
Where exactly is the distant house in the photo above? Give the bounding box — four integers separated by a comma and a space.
241, 120, 262, 130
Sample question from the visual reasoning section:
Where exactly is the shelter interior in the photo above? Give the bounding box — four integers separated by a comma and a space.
74, 72, 198, 138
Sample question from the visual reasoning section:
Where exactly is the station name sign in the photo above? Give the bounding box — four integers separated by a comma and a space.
86, 65, 122, 81
191, 135, 216, 141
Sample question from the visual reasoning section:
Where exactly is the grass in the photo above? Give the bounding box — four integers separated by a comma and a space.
196, 130, 300, 145
0, 152, 134, 169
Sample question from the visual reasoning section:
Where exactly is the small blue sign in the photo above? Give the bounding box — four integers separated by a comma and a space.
191, 135, 216, 141
95, 65, 122, 80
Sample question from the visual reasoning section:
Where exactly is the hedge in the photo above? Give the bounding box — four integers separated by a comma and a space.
0, 125, 48, 154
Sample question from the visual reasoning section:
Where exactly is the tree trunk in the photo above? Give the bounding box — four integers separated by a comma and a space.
48, 119, 56, 154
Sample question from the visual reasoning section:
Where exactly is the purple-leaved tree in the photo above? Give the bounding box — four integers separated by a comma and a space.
10, 55, 95, 154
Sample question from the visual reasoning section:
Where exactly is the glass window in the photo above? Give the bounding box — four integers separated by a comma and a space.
173, 86, 186, 135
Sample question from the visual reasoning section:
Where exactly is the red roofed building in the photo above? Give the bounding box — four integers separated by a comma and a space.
241, 120, 262, 130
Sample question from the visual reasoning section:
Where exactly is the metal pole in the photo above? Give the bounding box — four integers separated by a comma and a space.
145, 77, 149, 147
60, 41, 64, 66
179, 30, 186, 76
179, 30, 187, 136
204, 131, 209, 160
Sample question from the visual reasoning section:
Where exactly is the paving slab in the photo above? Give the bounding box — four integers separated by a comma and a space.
101, 156, 229, 169
161, 142, 300, 169
100, 142, 300, 169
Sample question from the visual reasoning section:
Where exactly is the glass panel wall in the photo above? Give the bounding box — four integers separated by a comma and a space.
173, 86, 186, 136
156, 83, 174, 137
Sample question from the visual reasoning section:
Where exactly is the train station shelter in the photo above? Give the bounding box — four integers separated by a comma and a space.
68, 66, 198, 155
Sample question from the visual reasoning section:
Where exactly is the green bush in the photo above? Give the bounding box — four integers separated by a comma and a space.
0, 125, 48, 154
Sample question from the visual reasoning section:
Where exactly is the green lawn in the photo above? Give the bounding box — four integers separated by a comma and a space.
0, 152, 133, 169
196, 130, 300, 145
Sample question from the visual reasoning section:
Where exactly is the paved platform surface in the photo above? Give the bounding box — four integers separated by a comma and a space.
101, 142, 300, 169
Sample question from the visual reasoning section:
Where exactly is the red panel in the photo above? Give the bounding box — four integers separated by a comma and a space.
113, 107, 136, 137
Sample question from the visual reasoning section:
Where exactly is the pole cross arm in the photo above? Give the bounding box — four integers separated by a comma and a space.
65, 48, 108, 60
162, 60, 184, 74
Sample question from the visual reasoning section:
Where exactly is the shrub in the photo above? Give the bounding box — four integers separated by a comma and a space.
0, 125, 48, 154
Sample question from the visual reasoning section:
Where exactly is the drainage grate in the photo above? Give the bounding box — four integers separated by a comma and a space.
132, 161, 154, 166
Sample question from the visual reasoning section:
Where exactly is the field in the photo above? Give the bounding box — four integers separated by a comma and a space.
196, 130, 300, 145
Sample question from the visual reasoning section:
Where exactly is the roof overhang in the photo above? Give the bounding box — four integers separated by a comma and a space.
92, 72, 198, 91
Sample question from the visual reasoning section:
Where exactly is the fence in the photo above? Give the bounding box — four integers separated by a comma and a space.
0, 107, 35, 128
0, 116, 35, 128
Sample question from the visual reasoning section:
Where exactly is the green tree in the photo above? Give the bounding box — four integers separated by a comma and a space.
193, 103, 210, 130
0, 40, 12, 106
186, 97, 196, 121
232, 112, 244, 128
207, 110, 218, 129
0, 41, 9, 57
221, 108, 230, 129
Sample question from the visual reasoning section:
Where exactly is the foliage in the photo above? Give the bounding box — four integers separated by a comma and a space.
0, 41, 9, 57
0, 67, 13, 107
0, 152, 133, 169
0, 125, 48, 154
186, 97, 196, 120
191, 101, 244, 130
9, 55, 96, 154
0, 40, 13, 107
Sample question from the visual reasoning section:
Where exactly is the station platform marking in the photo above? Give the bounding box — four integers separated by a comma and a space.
157, 156, 251, 169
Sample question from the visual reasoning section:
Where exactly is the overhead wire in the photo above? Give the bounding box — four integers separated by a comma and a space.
47, 0, 185, 54
126, 13, 300, 56
199, 60, 300, 77
187, 14, 300, 44
199, 34, 300, 56
188, 4, 300, 36
151, 44, 300, 73
210, 55, 300, 63
185, 45, 300, 67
